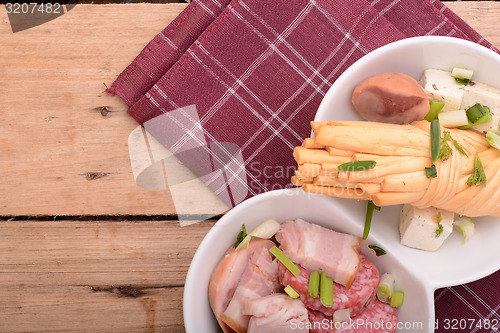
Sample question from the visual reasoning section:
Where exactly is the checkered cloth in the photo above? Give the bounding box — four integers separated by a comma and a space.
107, 0, 499, 331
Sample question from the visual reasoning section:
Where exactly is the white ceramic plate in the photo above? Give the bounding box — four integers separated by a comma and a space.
184, 36, 500, 333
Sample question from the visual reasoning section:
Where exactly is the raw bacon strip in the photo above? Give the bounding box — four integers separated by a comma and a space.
220, 241, 282, 332
308, 298, 398, 333
243, 294, 310, 333
276, 219, 362, 288
209, 238, 279, 333
278, 254, 379, 317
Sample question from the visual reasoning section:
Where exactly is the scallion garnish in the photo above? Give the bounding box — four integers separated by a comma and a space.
467, 152, 486, 186
390, 290, 405, 307
454, 77, 470, 85
466, 103, 485, 123
333, 309, 351, 324
368, 244, 387, 256
486, 131, 500, 150
320, 271, 334, 308
233, 224, 247, 248
308, 270, 320, 298
235, 219, 281, 250
269, 245, 300, 277
284, 285, 300, 299
454, 217, 475, 244
363, 200, 381, 240
337, 160, 376, 171
451, 67, 473, 80
425, 165, 437, 178
377, 273, 395, 303
424, 99, 445, 122
430, 119, 441, 163
459, 104, 492, 129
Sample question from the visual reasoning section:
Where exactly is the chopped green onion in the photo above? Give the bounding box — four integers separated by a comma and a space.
284, 285, 300, 299
377, 273, 395, 303
452, 67, 473, 85
451, 67, 473, 80
320, 271, 334, 308
390, 290, 405, 307
467, 152, 486, 186
460, 104, 492, 129
233, 224, 247, 248
431, 119, 441, 163
454, 217, 475, 244
308, 270, 320, 298
269, 245, 300, 277
337, 160, 376, 171
435, 212, 444, 237
235, 235, 251, 251
438, 110, 469, 128
425, 165, 437, 178
466, 103, 486, 123
368, 244, 387, 256
235, 219, 281, 250
424, 99, 445, 122
454, 77, 470, 85
333, 309, 351, 324
474, 106, 492, 125
486, 131, 500, 150
363, 200, 381, 240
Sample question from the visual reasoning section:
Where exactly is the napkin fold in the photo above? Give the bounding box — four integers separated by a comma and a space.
108, 0, 499, 329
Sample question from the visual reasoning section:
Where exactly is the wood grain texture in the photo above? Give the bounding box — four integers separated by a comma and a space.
0, 4, 188, 216
0, 219, 214, 332
447, 1, 500, 48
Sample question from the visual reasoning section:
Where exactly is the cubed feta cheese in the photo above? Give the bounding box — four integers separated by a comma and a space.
399, 205, 454, 252
421, 69, 464, 112
460, 81, 500, 132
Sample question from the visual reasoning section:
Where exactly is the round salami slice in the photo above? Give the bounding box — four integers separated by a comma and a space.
307, 298, 398, 333
278, 254, 378, 317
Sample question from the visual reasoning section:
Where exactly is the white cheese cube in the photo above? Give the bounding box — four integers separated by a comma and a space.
460, 81, 500, 132
399, 205, 454, 252
421, 69, 464, 112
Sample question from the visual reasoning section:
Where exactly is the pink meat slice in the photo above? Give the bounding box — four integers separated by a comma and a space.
308, 298, 398, 333
208, 238, 279, 333
219, 240, 282, 333
243, 294, 310, 333
278, 254, 378, 317
276, 219, 362, 288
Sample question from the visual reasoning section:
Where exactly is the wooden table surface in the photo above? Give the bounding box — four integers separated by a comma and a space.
0, 2, 499, 332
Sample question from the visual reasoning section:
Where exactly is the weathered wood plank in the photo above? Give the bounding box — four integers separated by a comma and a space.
0, 4, 189, 216
0, 219, 214, 332
447, 2, 500, 48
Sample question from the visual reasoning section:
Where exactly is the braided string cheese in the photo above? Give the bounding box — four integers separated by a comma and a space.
292, 120, 500, 217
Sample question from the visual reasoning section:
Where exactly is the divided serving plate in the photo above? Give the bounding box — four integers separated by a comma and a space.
184, 36, 500, 333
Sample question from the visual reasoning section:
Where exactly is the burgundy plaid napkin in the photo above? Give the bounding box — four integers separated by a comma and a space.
107, 0, 499, 331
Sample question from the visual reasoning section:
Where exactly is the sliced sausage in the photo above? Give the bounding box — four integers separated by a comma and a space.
352, 72, 429, 124
278, 254, 379, 317
308, 297, 398, 333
